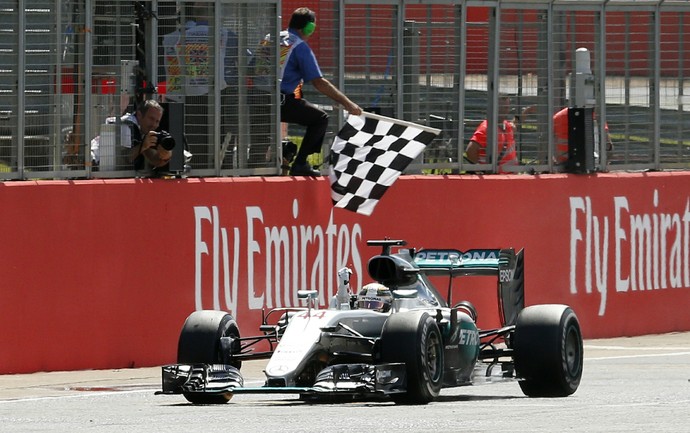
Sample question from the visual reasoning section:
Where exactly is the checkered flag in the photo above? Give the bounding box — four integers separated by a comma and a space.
329, 112, 440, 216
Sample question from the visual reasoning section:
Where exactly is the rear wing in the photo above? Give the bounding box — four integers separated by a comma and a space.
413, 249, 504, 277
413, 248, 525, 327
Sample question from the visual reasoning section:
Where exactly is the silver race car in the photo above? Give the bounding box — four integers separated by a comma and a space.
158, 239, 583, 404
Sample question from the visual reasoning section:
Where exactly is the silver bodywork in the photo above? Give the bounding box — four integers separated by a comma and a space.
159, 240, 528, 402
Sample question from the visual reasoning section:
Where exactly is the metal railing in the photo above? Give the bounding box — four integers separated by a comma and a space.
1, 0, 689, 180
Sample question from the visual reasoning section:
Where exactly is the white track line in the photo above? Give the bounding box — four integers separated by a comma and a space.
585, 348, 690, 361
585, 345, 690, 350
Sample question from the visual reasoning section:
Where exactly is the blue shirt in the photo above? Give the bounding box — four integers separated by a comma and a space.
279, 29, 323, 94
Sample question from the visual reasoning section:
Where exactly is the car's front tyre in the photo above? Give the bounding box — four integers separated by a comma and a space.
177, 310, 241, 404
379, 311, 444, 404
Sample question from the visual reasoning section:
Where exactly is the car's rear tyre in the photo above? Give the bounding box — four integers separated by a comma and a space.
379, 311, 443, 404
513, 304, 583, 397
177, 310, 241, 404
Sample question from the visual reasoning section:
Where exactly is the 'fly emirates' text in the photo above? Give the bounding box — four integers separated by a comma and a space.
570, 189, 690, 315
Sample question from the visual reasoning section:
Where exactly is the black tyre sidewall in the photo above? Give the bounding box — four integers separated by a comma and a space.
177, 310, 241, 367
513, 304, 583, 397
558, 309, 583, 392
380, 311, 444, 404
175, 310, 241, 405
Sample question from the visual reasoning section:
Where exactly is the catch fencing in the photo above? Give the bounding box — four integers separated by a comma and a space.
1, 0, 689, 179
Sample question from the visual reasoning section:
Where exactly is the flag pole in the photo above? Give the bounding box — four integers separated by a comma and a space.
351, 111, 442, 135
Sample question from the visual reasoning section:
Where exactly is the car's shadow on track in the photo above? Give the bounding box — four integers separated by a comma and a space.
433, 394, 521, 403
162, 393, 521, 407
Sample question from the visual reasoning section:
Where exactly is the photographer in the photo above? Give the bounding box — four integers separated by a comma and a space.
123, 100, 174, 173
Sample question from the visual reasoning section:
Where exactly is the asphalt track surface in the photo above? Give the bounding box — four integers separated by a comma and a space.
1, 332, 689, 433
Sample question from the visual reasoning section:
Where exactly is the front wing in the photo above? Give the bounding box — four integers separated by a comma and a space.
158, 362, 407, 400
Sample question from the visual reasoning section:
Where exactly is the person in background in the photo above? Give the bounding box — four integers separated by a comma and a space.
552, 106, 613, 164
123, 100, 172, 172
280, 7, 362, 176
247, 30, 290, 168
162, 1, 239, 168
90, 100, 171, 173
465, 95, 518, 173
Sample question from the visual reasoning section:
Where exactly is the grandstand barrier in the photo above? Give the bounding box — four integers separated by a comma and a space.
2, 172, 690, 373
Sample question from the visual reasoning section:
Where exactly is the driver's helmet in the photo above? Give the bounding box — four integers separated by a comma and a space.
357, 283, 392, 312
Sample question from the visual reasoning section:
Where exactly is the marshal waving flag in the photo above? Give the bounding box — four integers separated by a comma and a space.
329, 112, 441, 216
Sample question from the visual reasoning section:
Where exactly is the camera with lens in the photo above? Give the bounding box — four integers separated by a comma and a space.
156, 130, 176, 151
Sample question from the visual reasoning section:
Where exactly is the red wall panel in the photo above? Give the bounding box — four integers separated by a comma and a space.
2, 172, 690, 373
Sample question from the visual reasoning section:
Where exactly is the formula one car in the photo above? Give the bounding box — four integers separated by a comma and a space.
158, 239, 583, 405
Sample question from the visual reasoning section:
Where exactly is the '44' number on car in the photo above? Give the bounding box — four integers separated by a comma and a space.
296, 310, 328, 319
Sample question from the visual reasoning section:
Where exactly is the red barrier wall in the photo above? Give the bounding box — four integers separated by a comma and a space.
2, 172, 690, 374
